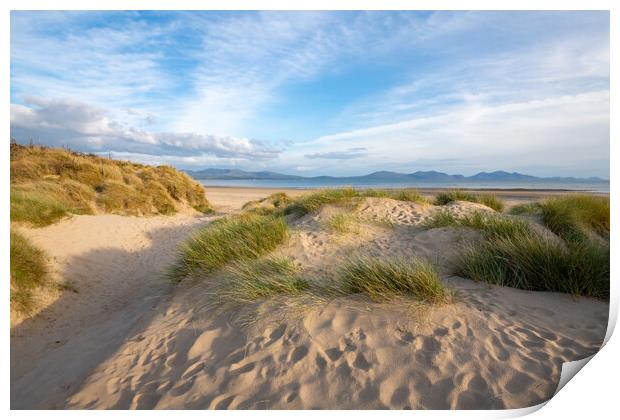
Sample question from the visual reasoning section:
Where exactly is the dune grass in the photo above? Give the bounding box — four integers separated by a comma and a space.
324, 214, 361, 234
10, 143, 212, 226
424, 211, 532, 240
283, 188, 359, 216
358, 188, 429, 203
11, 181, 95, 227
242, 193, 293, 215
10, 229, 49, 314
339, 256, 446, 303
509, 202, 542, 215
457, 232, 609, 298
540, 195, 610, 242
283, 187, 428, 217
168, 213, 289, 282
434, 189, 504, 212
217, 257, 309, 303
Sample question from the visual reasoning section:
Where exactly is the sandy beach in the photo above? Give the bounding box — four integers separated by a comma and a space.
10, 187, 610, 409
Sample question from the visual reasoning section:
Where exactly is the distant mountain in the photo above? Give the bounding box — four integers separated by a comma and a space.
185, 168, 607, 183
185, 168, 303, 180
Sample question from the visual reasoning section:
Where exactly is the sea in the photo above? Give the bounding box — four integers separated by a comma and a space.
200, 179, 610, 193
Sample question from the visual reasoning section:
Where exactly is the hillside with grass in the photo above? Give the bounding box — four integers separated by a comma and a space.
10, 143, 213, 227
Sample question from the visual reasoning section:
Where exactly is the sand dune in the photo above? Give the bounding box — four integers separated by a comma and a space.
11, 189, 609, 409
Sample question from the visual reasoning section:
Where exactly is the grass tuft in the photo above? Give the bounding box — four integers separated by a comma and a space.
457, 232, 609, 298
217, 257, 309, 303
540, 195, 609, 242
10, 229, 49, 314
434, 189, 504, 211
424, 211, 531, 240
324, 214, 360, 234
339, 256, 446, 303
284, 188, 359, 216
509, 202, 542, 215
242, 193, 293, 215
168, 214, 289, 282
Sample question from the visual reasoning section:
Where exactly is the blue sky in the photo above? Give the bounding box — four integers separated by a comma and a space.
10, 11, 609, 177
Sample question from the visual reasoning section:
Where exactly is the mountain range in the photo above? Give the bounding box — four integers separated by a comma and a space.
185, 169, 606, 183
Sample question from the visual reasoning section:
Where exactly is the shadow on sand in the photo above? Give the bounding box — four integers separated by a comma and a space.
10, 220, 210, 409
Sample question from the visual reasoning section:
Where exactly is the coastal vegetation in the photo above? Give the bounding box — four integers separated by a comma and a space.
451, 194, 609, 298
168, 213, 289, 283
338, 256, 447, 303
10, 229, 49, 315
434, 189, 504, 212
10, 143, 212, 227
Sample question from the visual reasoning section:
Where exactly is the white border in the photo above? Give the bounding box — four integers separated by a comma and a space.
2, 1, 616, 419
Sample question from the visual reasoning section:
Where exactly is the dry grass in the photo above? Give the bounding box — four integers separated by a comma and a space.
10, 144, 212, 226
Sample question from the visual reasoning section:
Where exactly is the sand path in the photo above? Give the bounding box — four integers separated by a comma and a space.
11, 212, 215, 409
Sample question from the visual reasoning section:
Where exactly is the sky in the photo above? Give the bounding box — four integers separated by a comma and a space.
10, 11, 610, 178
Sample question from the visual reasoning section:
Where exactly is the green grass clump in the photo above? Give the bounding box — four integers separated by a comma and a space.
284, 188, 359, 216
434, 189, 477, 205
359, 188, 428, 203
424, 211, 532, 240
509, 202, 542, 215
477, 195, 505, 212
339, 256, 446, 303
10, 229, 49, 314
457, 232, 609, 298
169, 214, 289, 282
242, 193, 293, 215
434, 189, 504, 211
217, 257, 309, 303
10, 143, 213, 226
324, 214, 360, 234
540, 195, 610, 242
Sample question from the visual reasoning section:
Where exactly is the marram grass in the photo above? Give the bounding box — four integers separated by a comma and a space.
168, 213, 289, 282
339, 256, 446, 303
324, 213, 361, 234
456, 232, 609, 299
540, 195, 609, 243
424, 211, 532, 240
434, 189, 504, 212
217, 257, 309, 303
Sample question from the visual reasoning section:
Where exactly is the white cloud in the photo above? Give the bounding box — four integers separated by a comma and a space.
10, 98, 280, 161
